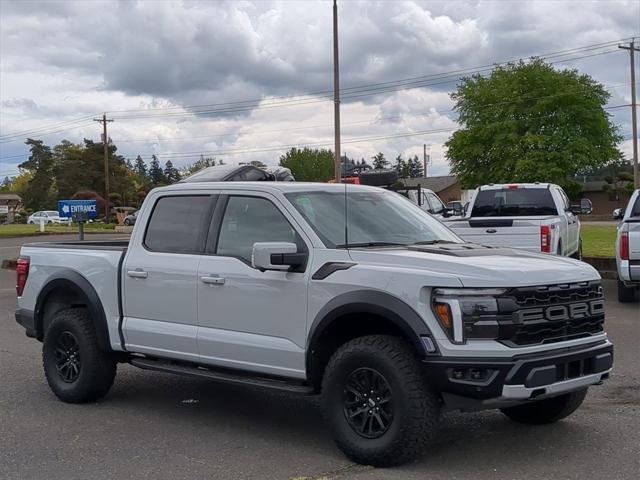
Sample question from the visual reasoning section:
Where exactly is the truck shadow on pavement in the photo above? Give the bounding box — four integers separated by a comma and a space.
96, 364, 624, 476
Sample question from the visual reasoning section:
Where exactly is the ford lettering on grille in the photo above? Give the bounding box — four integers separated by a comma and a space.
516, 299, 605, 323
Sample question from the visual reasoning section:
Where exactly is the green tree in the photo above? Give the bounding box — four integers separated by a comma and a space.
446, 59, 622, 189
372, 152, 388, 169
148, 155, 166, 185
19, 139, 56, 209
163, 160, 181, 183
393, 154, 409, 178
278, 147, 334, 182
134, 155, 147, 177
408, 155, 423, 178
182, 155, 217, 176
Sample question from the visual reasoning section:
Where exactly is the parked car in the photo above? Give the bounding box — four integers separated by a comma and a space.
27, 210, 71, 225
615, 188, 640, 302
123, 210, 138, 226
446, 183, 590, 257
16, 182, 613, 466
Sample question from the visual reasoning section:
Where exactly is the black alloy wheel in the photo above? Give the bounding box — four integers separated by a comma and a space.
343, 367, 393, 439
54, 331, 81, 383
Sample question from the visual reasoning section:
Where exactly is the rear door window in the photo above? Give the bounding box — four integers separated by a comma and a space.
471, 188, 559, 217
144, 195, 213, 254
630, 194, 640, 217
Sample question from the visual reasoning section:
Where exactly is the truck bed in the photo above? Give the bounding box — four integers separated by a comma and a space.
23, 240, 129, 251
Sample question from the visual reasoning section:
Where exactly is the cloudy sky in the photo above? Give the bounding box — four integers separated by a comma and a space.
0, 0, 638, 179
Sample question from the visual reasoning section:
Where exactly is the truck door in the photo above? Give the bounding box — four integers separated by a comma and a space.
557, 187, 578, 255
122, 193, 215, 362
196, 192, 310, 379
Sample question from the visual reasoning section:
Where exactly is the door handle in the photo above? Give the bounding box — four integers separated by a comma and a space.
127, 269, 148, 279
201, 275, 225, 285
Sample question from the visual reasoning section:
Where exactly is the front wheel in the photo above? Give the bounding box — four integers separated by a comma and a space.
322, 335, 440, 467
42, 308, 117, 403
501, 389, 587, 424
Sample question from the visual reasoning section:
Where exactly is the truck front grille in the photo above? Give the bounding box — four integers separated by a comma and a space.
499, 281, 605, 347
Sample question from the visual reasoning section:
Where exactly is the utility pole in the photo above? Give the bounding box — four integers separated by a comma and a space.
619, 39, 640, 188
333, 0, 341, 182
93, 114, 114, 220
423, 144, 427, 178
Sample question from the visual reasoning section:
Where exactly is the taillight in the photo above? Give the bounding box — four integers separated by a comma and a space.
540, 225, 551, 253
620, 231, 629, 260
16, 257, 29, 297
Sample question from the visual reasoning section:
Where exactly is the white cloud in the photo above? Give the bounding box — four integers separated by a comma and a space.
0, 0, 637, 177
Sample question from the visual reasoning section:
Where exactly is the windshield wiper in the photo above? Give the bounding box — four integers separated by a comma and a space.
336, 242, 406, 248
412, 240, 457, 245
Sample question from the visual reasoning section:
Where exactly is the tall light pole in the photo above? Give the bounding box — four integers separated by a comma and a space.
333, 0, 341, 182
619, 39, 640, 189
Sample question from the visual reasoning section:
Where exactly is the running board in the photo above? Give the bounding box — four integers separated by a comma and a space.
130, 357, 315, 394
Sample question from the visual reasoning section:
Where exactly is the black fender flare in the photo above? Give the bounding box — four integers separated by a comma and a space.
35, 270, 112, 352
306, 290, 434, 376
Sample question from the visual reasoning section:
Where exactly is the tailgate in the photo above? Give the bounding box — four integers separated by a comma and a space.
448, 217, 544, 251
627, 220, 640, 280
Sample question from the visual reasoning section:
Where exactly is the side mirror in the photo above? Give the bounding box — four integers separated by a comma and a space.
252, 242, 306, 271
613, 208, 624, 220
580, 198, 593, 215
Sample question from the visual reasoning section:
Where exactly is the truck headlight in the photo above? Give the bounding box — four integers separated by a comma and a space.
432, 288, 507, 344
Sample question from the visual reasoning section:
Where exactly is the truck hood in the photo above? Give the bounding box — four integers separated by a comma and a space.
346, 243, 599, 288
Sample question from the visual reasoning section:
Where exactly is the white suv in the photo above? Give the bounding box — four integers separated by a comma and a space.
27, 210, 71, 225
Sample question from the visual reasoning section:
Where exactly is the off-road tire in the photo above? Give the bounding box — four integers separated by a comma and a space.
617, 280, 637, 303
42, 308, 116, 403
500, 388, 588, 424
321, 335, 440, 467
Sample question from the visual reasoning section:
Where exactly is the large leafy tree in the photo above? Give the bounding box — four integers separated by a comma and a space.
19, 139, 56, 209
279, 147, 334, 182
446, 59, 623, 189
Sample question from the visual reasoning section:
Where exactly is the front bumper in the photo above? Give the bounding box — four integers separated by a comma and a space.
423, 341, 613, 410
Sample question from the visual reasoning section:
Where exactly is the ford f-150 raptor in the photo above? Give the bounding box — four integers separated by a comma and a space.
15, 182, 613, 466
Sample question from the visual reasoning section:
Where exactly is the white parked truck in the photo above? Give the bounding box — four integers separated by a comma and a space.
615, 188, 640, 302
446, 183, 590, 257
15, 182, 612, 466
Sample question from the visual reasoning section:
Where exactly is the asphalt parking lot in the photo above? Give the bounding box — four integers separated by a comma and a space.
0, 258, 638, 479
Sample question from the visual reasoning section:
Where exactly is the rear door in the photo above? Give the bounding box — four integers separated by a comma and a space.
555, 187, 577, 254
196, 191, 310, 378
122, 193, 216, 361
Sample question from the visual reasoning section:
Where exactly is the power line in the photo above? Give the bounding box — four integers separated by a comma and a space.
1, 38, 632, 141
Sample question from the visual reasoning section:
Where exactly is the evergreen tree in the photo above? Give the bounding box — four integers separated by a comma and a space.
408, 155, 424, 178
163, 160, 181, 183
372, 152, 388, 169
393, 154, 410, 178
148, 155, 166, 185
134, 155, 147, 177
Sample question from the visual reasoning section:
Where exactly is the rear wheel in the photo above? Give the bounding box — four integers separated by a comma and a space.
501, 389, 587, 424
42, 308, 116, 403
618, 280, 637, 303
321, 335, 440, 467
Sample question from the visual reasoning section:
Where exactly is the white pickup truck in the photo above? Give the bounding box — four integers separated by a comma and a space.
446, 183, 588, 257
15, 182, 613, 466
615, 189, 640, 302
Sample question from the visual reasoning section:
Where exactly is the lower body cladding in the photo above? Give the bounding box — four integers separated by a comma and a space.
422, 341, 613, 411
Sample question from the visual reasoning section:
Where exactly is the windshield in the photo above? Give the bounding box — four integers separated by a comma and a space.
471, 188, 558, 217
285, 190, 461, 248
45, 211, 59, 216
